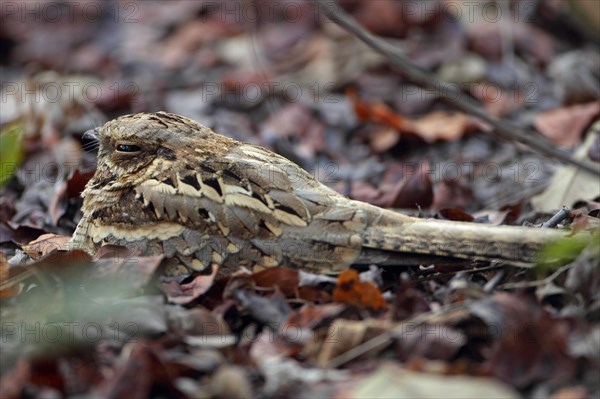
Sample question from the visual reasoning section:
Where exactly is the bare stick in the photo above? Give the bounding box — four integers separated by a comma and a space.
313, 0, 599, 177
542, 206, 571, 228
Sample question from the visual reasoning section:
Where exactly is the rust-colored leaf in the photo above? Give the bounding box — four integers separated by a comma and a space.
333, 269, 387, 311
348, 87, 407, 131
349, 88, 474, 143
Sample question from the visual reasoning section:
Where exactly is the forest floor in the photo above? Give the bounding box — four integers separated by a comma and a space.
1, 1, 599, 398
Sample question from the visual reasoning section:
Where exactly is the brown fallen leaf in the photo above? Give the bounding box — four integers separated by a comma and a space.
312, 318, 392, 367
369, 127, 400, 153
498, 202, 523, 225
0, 222, 46, 244
21, 233, 70, 260
386, 160, 433, 209
0, 252, 19, 298
403, 111, 470, 143
473, 292, 576, 388
102, 342, 185, 398
48, 181, 68, 226
436, 208, 474, 222
531, 130, 600, 211
252, 268, 299, 298
66, 168, 95, 199
533, 101, 600, 147
162, 265, 219, 305
431, 180, 475, 212
349, 88, 475, 143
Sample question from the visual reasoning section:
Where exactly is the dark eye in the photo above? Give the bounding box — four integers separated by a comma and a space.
116, 144, 141, 153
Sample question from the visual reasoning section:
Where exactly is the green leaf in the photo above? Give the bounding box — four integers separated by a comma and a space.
535, 231, 600, 273
0, 121, 24, 188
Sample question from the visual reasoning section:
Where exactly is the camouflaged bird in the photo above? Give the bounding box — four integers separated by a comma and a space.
70, 112, 568, 275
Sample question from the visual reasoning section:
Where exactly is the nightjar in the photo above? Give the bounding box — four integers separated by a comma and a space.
70, 112, 567, 275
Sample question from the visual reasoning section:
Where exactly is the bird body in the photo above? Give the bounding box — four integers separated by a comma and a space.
71, 112, 567, 275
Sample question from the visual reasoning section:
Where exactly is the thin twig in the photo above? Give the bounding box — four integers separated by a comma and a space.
542, 206, 571, 228
414, 263, 505, 283
313, 0, 600, 177
498, 264, 572, 289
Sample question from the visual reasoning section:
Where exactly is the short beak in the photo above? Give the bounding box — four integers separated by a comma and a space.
82, 128, 100, 141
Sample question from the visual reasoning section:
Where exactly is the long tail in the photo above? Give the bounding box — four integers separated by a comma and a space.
361, 210, 570, 264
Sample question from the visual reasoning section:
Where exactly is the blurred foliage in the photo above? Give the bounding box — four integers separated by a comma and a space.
0, 121, 24, 188
535, 230, 599, 272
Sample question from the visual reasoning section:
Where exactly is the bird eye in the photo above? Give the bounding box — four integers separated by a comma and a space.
116, 144, 141, 153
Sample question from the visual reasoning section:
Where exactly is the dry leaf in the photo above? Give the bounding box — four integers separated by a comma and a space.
313, 318, 392, 367
333, 269, 387, 311
386, 160, 433, 209
404, 111, 469, 143
0, 252, 19, 298
533, 102, 600, 147
370, 128, 400, 153
349, 89, 473, 143
163, 264, 219, 305
531, 130, 600, 211
436, 208, 474, 222
48, 180, 68, 226
348, 363, 519, 399
348, 87, 407, 131
252, 268, 299, 297
481, 293, 576, 388
21, 233, 70, 260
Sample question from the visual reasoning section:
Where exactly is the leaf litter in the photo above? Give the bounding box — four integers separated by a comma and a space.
1, 2, 599, 398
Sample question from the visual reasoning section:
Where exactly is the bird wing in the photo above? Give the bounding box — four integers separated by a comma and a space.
132, 144, 368, 272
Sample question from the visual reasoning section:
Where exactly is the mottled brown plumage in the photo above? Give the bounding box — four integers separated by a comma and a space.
71, 112, 567, 275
